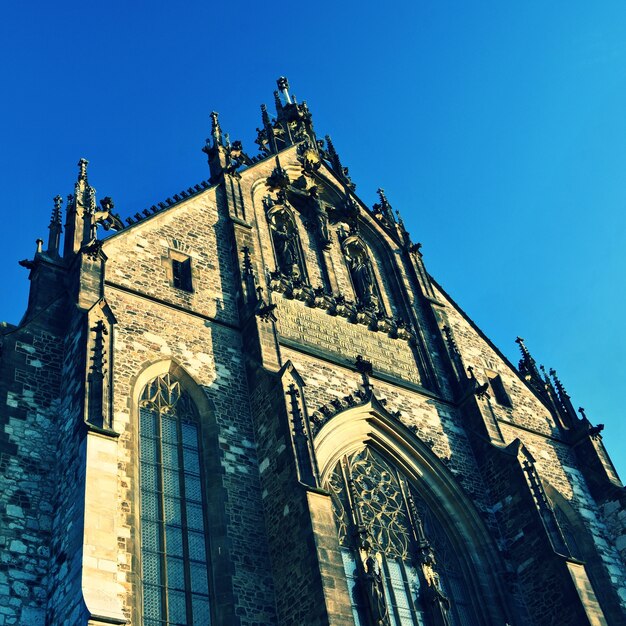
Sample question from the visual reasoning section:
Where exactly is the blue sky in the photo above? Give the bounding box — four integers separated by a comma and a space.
1, 2, 625, 478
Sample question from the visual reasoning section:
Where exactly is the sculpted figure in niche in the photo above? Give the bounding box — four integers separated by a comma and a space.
271, 216, 301, 279
346, 244, 378, 309
364, 555, 391, 626
309, 186, 331, 248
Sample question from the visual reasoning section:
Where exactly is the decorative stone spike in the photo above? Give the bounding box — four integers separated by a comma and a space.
515, 337, 545, 390
210, 111, 223, 147
47, 195, 64, 255
51, 195, 63, 224
78, 157, 89, 182
273, 90, 283, 113
277, 76, 292, 104
372, 188, 395, 223
261, 103, 271, 127
549, 368, 578, 423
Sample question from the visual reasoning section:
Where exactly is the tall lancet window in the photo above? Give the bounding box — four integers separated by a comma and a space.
325, 447, 477, 626
139, 374, 212, 626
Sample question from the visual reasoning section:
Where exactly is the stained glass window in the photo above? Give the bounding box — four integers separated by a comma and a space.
139, 374, 212, 625
326, 447, 477, 626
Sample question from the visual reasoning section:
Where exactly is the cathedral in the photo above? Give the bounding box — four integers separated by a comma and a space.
1, 77, 625, 626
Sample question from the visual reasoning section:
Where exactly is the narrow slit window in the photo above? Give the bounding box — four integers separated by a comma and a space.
172, 257, 193, 292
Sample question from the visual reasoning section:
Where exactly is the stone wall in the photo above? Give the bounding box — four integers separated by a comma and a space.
0, 304, 65, 626
100, 186, 277, 624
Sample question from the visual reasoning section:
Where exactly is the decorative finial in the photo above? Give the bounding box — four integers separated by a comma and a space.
549, 368, 578, 423
549, 369, 568, 397
210, 111, 222, 147
324, 135, 354, 189
261, 103, 271, 127
47, 195, 64, 255
273, 90, 283, 113
372, 188, 395, 223
277, 76, 292, 104
325, 135, 341, 170
51, 195, 63, 225
515, 336, 530, 357
78, 158, 89, 182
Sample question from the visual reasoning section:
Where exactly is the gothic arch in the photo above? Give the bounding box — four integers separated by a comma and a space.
314, 398, 514, 625
130, 359, 214, 418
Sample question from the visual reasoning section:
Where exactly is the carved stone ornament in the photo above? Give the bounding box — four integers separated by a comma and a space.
343, 237, 378, 310
266, 165, 290, 191
296, 141, 322, 174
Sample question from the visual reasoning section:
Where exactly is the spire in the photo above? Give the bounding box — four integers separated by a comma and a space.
549, 368, 578, 423
277, 76, 292, 104
261, 103, 271, 127
203, 111, 249, 182
515, 337, 543, 389
64, 158, 97, 257
47, 195, 63, 255
210, 111, 223, 147
255, 104, 276, 156
78, 157, 89, 182
324, 135, 354, 189
325, 135, 343, 175
255, 78, 318, 156
372, 188, 395, 223
273, 89, 283, 114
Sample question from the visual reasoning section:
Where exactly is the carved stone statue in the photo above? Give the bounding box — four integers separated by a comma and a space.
272, 221, 300, 278
364, 556, 391, 626
350, 255, 375, 305
309, 186, 331, 248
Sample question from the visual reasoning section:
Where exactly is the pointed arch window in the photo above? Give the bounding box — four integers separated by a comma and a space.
325, 447, 478, 626
139, 374, 212, 625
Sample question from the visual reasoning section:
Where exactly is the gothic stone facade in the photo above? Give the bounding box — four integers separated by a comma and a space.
1, 79, 625, 626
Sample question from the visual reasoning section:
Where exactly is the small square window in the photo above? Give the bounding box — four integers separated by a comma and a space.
486, 371, 512, 407
172, 257, 193, 292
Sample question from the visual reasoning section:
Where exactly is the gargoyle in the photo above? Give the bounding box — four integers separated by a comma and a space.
93, 197, 124, 231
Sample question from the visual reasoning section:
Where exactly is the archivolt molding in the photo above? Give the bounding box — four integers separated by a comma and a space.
313, 396, 512, 620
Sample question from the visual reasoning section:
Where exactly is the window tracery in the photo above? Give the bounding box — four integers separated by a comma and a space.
325, 446, 478, 626
139, 373, 212, 625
